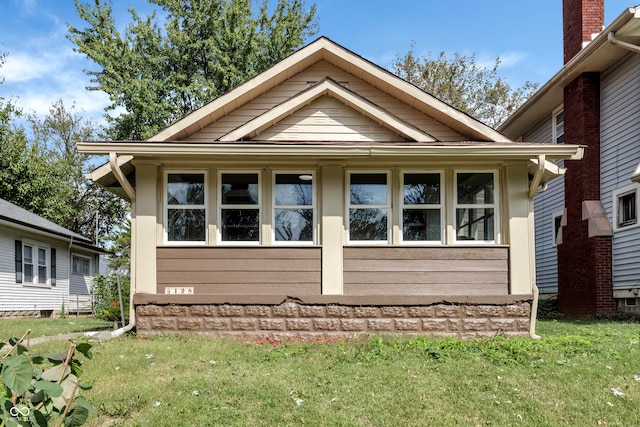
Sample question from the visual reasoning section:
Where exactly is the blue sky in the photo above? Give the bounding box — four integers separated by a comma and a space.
0, 0, 634, 127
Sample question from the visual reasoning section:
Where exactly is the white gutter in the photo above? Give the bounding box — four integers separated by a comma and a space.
608, 31, 640, 53
109, 152, 136, 200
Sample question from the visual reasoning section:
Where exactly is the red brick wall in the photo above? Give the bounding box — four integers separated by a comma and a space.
558, 73, 615, 316
563, 0, 604, 64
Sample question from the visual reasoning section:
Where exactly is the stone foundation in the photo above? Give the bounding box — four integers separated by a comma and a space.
134, 295, 533, 339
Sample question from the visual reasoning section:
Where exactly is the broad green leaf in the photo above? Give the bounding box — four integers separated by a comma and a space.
34, 380, 63, 397
75, 343, 92, 360
42, 364, 69, 382
63, 406, 89, 427
51, 374, 78, 412
32, 409, 49, 427
1, 355, 32, 394
74, 397, 95, 415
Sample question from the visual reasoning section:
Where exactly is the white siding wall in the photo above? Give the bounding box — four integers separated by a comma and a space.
0, 225, 70, 312
600, 53, 640, 290
527, 118, 565, 295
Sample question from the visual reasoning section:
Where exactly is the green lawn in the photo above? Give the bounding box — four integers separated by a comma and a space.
21, 320, 640, 426
0, 317, 113, 340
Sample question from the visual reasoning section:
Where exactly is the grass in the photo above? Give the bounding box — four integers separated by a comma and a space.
20, 319, 640, 426
0, 317, 113, 340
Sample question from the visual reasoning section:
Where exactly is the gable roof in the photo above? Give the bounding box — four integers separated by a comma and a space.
150, 37, 510, 143
499, 6, 640, 138
0, 198, 101, 250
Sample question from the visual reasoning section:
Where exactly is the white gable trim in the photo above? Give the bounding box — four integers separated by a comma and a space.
219, 78, 435, 142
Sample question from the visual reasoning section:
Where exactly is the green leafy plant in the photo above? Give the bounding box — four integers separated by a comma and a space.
1, 330, 94, 426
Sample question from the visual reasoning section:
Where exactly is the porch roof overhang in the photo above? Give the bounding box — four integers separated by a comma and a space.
80, 140, 583, 200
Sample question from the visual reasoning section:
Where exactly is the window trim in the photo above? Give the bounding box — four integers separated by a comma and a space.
553, 106, 564, 144
399, 170, 444, 245
346, 170, 391, 245
22, 240, 50, 287
164, 170, 208, 245
72, 254, 91, 276
552, 210, 564, 247
613, 184, 639, 232
217, 170, 262, 246
453, 170, 499, 244
272, 170, 317, 246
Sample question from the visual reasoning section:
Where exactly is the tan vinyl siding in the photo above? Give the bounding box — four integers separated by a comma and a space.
343, 247, 509, 296
185, 61, 465, 143
156, 247, 321, 295
257, 96, 404, 141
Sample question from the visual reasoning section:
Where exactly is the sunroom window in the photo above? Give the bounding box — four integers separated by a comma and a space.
348, 172, 389, 242
455, 172, 497, 242
166, 172, 206, 242
273, 173, 314, 243
220, 172, 260, 242
401, 172, 443, 243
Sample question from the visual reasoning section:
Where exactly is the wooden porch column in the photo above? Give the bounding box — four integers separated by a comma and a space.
506, 164, 534, 295
132, 161, 158, 294
320, 163, 344, 294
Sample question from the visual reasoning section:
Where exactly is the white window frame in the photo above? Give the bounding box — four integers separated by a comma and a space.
399, 170, 444, 245
346, 170, 391, 245
552, 210, 564, 247
218, 170, 262, 246
272, 170, 316, 246
72, 254, 91, 276
553, 106, 564, 144
613, 184, 639, 232
164, 170, 208, 245
453, 170, 499, 244
22, 241, 50, 286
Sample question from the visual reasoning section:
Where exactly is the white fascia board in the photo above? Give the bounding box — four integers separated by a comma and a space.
77, 141, 583, 161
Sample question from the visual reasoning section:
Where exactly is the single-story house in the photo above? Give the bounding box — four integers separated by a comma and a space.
79, 37, 582, 338
499, 0, 640, 316
0, 198, 103, 317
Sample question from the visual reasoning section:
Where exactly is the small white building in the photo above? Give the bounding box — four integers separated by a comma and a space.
0, 198, 103, 317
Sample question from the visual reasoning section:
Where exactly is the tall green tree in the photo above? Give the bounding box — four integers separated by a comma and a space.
392, 46, 538, 128
68, 0, 318, 140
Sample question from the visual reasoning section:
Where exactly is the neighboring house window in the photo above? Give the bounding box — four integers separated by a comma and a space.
273, 172, 315, 243
20, 242, 50, 286
219, 172, 260, 243
552, 211, 564, 246
455, 172, 497, 242
613, 185, 639, 230
72, 255, 91, 275
348, 172, 390, 243
166, 172, 207, 242
400, 171, 443, 243
553, 108, 564, 144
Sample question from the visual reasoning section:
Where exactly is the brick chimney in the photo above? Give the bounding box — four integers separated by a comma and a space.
558, 0, 616, 317
563, 0, 604, 63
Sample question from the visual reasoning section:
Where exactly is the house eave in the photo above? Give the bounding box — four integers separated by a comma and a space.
0, 218, 103, 253
499, 6, 640, 138
78, 141, 583, 161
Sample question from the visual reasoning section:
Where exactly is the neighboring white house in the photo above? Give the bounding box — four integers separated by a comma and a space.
0, 198, 103, 316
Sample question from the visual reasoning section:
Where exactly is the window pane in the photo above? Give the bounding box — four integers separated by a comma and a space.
38, 266, 47, 282
24, 265, 33, 283
456, 208, 494, 240
404, 173, 440, 204
350, 174, 387, 205
168, 209, 206, 241
38, 248, 46, 265
73, 257, 90, 275
457, 173, 494, 204
24, 246, 32, 263
275, 174, 313, 206
403, 209, 441, 241
221, 209, 259, 241
349, 208, 388, 240
167, 174, 205, 205
555, 111, 564, 144
222, 174, 259, 205
275, 209, 313, 241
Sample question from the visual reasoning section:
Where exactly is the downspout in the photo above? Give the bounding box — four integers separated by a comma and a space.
529, 155, 546, 200
108, 153, 136, 337
608, 32, 640, 54
528, 155, 545, 339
